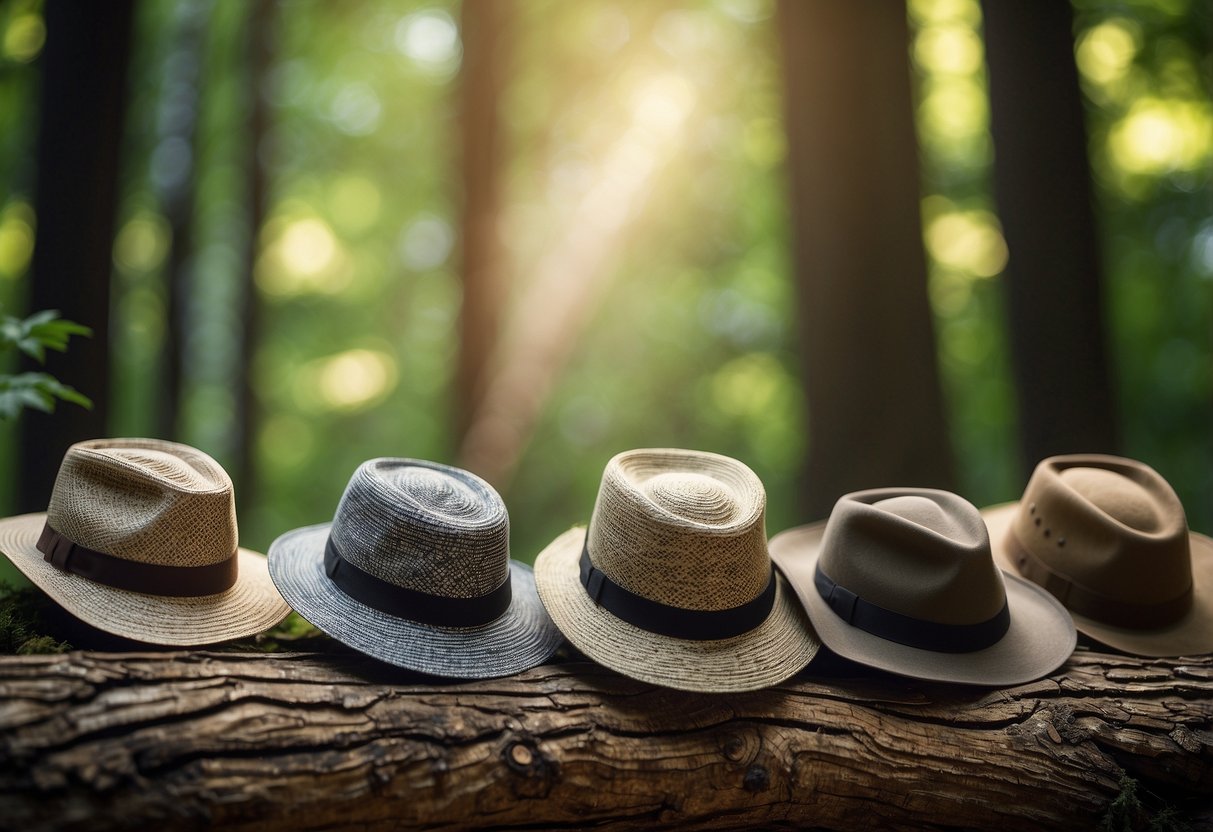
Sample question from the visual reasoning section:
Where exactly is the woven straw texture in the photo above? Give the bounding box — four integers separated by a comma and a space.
267, 458, 563, 678
533, 449, 820, 693
984, 454, 1213, 657
0, 438, 289, 645
588, 449, 769, 610
770, 488, 1076, 686
329, 460, 508, 597
47, 438, 237, 567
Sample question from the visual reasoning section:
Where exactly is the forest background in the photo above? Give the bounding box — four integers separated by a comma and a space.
0, 0, 1209, 588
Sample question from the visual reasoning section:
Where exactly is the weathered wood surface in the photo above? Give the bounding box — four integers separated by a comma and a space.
0, 648, 1210, 831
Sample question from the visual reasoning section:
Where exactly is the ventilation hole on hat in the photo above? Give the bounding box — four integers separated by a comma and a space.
1029, 503, 1036, 514
1043, 528, 1051, 538
1058, 537, 1066, 547
641, 472, 741, 524
389, 467, 486, 519
1034, 517, 1041, 526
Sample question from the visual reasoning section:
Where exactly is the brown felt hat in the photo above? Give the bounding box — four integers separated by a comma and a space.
771, 488, 1076, 686
983, 454, 1213, 657
533, 448, 820, 693
0, 438, 290, 645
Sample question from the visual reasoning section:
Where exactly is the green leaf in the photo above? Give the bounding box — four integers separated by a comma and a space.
0, 372, 92, 420
0, 309, 92, 363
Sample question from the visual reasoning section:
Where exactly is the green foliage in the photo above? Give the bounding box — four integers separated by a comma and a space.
1099, 773, 1194, 832
0, 309, 92, 419
0, 583, 70, 655
225, 612, 324, 653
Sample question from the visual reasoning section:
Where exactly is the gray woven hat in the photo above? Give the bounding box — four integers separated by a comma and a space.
532, 448, 820, 693
0, 437, 291, 645
267, 457, 563, 678
770, 488, 1076, 686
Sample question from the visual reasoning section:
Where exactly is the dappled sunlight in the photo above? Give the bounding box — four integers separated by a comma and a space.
394, 8, 461, 77
924, 209, 1008, 279
256, 214, 353, 297
293, 348, 398, 413
1107, 98, 1213, 177
0, 200, 35, 280
458, 59, 701, 485
1, 10, 44, 63
1076, 19, 1140, 89
113, 213, 171, 274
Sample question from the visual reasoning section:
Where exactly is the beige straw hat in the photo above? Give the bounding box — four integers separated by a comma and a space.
0, 438, 290, 645
268, 458, 563, 678
532, 448, 820, 693
983, 454, 1213, 657
771, 488, 1076, 686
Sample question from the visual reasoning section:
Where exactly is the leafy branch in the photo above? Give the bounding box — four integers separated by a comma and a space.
0, 309, 92, 419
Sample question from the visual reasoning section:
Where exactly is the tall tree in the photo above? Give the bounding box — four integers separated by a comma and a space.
455, 0, 512, 446
232, 0, 276, 499
155, 0, 211, 441
982, 1, 1118, 472
18, 0, 136, 512
778, 1, 955, 521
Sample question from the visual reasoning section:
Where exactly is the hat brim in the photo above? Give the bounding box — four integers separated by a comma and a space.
983, 502, 1213, 657
0, 512, 290, 646
267, 523, 563, 678
533, 527, 820, 693
768, 522, 1076, 686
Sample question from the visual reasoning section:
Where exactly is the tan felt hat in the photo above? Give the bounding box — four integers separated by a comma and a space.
771, 488, 1076, 686
532, 448, 820, 693
983, 454, 1213, 657
0, 438, 290, 645
268, 458, 563, 678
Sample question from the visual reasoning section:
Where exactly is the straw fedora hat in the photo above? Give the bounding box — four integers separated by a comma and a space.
770, 488, 1076, 686
0, 438, 290, 645
983, 454, 1213, 657
268, 457, 562, 678
532, 448, 819, 693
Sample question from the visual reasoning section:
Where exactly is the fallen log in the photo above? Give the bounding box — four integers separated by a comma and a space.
0, 646, 1210, 831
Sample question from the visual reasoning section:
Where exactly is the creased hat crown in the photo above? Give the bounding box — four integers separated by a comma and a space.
46, 438, 237, 567
585, 449, 770, 612
817, 488, 1006, 625
1009, 455, 1190, 606
328, 458, 509, 598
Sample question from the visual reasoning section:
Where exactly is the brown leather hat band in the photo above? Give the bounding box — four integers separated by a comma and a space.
1005, 531, 1192, 629
37, 522, 238, 597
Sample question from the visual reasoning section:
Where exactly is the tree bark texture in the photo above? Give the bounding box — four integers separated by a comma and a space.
981, 0, 1119, 472
0, 649, 1210, 830
778, 1, 956, 522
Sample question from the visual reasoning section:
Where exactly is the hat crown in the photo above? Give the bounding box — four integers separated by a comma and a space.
45, 438, 237, 567
817, 488, 1006, 626
586, 449, 771, 612
1011, 455, 1190, 604
328, 458, 509, 598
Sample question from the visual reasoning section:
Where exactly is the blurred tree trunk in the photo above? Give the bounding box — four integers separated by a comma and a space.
156, 0, 210, 440
455, 0, 512, 446
778, 1, 955, 521
18, 0, 136, 513
981, 1, 1118, 472
233, 0, 275, 499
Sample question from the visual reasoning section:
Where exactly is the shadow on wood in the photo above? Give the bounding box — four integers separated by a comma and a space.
0, 648, 1209, 830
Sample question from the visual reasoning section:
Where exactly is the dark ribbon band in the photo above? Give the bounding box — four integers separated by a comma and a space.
814, 563, 1010, 653
578, 542, 777, 641
323, 538, 512, 627
1004, 531, 1192, 629
36, 522, 238, 597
